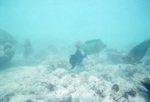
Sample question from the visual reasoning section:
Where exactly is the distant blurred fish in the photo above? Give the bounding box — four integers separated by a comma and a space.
122, 39, 150, 63
23, 39, 32, 58
69, 49, 86, 69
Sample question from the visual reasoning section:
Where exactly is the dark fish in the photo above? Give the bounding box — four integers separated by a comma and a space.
69, 49, 86, 69
140, 77, 150, 92
123, 39, 150, 63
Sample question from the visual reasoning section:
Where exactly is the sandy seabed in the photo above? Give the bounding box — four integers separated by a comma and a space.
0, 54, 150, 102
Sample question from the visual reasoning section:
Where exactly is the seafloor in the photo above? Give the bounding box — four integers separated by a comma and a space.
0, 48, 150, 102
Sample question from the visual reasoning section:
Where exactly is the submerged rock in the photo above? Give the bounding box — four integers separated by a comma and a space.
0, 29, 16, 67
0, 43, 15, 67
0, 29, 16, 45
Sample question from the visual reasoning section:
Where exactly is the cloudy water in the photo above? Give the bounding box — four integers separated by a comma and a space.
0, 0, 150, 49
0, 0, 150, 102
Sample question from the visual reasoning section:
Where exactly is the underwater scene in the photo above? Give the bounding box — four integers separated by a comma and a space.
0, 0, 150, 102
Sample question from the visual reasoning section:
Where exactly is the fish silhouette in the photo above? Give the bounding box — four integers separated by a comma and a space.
122, 39, 150, 63
69, 49, 86, 69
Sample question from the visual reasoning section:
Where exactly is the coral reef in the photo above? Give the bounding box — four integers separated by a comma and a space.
0, 57, 149, 101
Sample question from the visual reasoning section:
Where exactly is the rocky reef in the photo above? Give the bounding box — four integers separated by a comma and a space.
0, 29, 15, 67
0, 29, 16, 45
